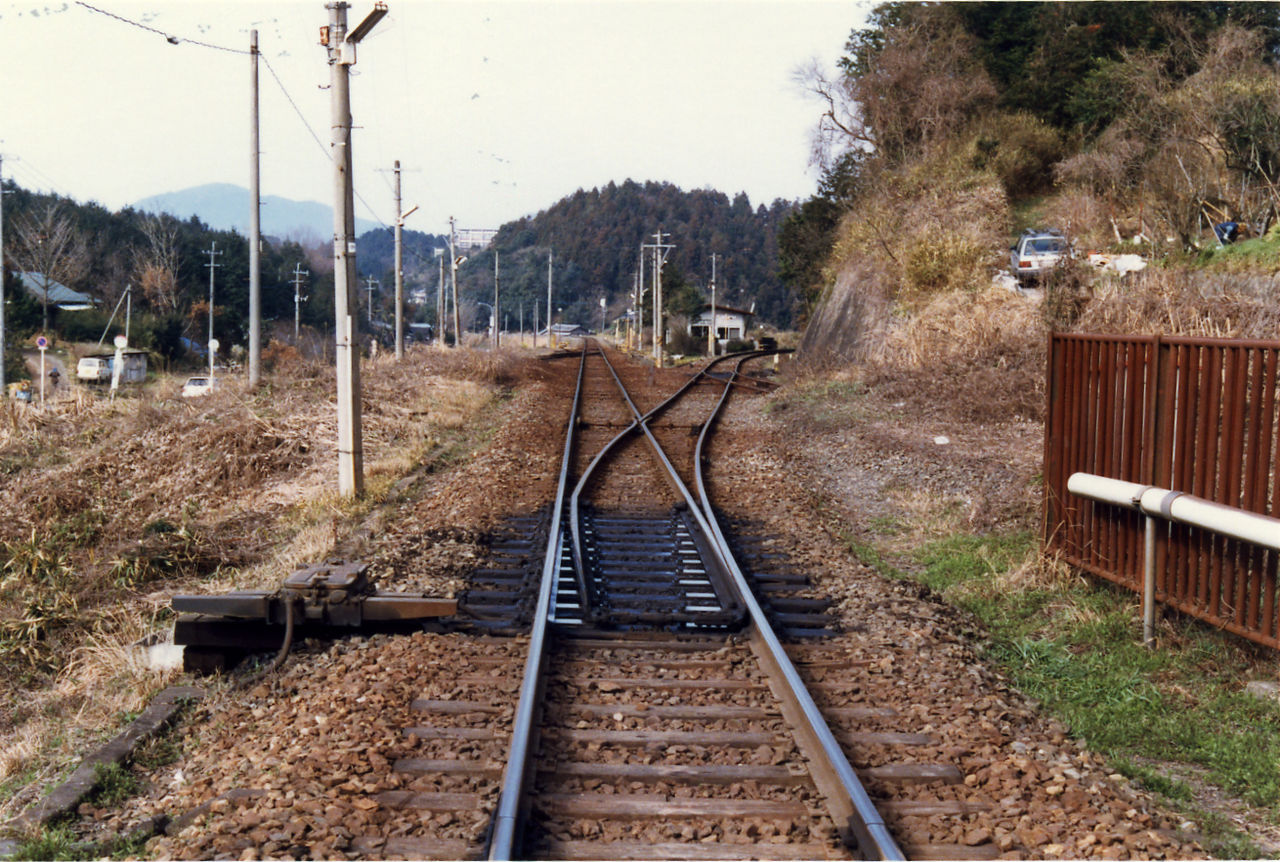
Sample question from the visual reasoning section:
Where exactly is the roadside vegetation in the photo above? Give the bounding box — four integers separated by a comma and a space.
0, 346, 518, 827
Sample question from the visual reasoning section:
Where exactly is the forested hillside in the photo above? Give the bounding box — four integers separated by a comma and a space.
785, 1, 1280, 363
450, 181, 795, 331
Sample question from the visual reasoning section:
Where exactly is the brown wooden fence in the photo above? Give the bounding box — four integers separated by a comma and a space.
1044, 333, 1280, 649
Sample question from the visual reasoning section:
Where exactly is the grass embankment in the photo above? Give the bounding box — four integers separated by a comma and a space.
0, 346, 519, 835
835, 447, 1280, 858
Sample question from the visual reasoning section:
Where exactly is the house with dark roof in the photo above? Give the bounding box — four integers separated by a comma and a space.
15, 273, 97, 311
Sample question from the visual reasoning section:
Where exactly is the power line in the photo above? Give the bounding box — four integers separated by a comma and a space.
260, 55, 329, 159
75, 1, 250, 54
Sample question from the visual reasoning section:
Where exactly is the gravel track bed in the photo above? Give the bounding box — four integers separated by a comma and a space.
50, 350, 1206, 860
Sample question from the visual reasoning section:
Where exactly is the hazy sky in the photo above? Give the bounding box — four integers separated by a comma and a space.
2, 0, 867, 233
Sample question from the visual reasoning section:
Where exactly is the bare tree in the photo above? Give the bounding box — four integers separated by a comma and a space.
799, 9, 996, 170
134, 215, 181, 313
10, 202, 89, 332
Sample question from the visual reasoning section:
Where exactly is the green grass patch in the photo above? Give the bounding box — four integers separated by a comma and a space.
855, 528, 1280, 854
10, 822, 150, 862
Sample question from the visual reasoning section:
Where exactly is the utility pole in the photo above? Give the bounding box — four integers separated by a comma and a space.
248, 29, 262, 387
637, 243, 645, 353
708, 252, 717, 356
449, 217, 461, 349
0, 154, 6, 394
547, 249, 554, 349
204, 241, 222, 379
292, 263, 309, 343
493, 251, 500, 350
389, 159, 417, 360
435, 249, 445, 350
324, 0, 387, 497
642, 230, 673, 366
364, 274, 379, 323
534, 301, 539, 348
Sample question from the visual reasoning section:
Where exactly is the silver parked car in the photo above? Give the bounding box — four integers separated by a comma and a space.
1010, 229, 1068, 282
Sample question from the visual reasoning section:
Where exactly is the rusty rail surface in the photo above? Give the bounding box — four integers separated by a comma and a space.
1044, 333, 1280, 648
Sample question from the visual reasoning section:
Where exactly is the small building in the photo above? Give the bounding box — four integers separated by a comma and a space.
15, 273, 97, 311
540, 323, 590, 339
76, 350, 147, 384
689, 304, 753, 344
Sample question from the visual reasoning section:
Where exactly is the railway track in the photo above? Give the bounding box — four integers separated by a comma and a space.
148, 344, 1043, 860
479, 342, 900, 860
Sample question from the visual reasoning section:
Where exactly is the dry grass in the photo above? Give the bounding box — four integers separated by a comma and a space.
0, 344, 515, 818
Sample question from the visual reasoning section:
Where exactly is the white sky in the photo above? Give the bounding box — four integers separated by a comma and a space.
2, 0, 867, 233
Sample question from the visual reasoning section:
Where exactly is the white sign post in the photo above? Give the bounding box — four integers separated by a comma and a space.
208, 339, 220, 389
35, 336, 48, 407
110, 334, 127, 399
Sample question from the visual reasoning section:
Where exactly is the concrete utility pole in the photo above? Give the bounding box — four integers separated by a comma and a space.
204, 241, 222, 379
434, 249, 445, 350
292, 263, 309, 343
708, 252, 717, 356
364, 274, 379, 323
533, 301, 539, 348
324, 0, 387, 497
547, 249, 554, 349
493, 250, 500, 350
248, 29, 262, 387
642, 230, 673, 366
390, 160, 418, 360
449, 217, 461, 349
637, 243, 645, 353
0, 154, 6, 394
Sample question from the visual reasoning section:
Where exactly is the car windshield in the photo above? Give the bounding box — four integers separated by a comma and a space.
1027, 238, 1064, 253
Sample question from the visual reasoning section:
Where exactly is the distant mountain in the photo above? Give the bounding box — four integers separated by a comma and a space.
133, 183, 380, 240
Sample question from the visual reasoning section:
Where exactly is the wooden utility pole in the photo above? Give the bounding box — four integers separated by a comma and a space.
547, 249, 554, 349
493, 250, 500, 350
324, 0, 387, 497
642, 230, 673, 366
248, 29, 262, 387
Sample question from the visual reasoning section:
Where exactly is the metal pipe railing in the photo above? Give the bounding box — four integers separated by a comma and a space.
1067, 472, 1280, 645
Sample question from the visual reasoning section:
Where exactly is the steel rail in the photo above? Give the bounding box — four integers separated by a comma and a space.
488, 346, 589, 861
692, 354, 905, 861
567, 344, 754, 623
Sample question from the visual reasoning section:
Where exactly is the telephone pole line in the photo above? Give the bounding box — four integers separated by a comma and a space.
292, 263, 309, 344
324, 0, 387, 497
449, 217, 461, 349
385, 159, 418, 359
708, 252, 717, 356
0, 153, 7, 394
248, 29, 262, 388
364, 274, 379, 323
204, 241, 222, 379
642, 230, 673, 366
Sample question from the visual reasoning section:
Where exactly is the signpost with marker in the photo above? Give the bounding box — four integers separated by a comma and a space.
36, 336, 48, 406
110, 334, 127, 398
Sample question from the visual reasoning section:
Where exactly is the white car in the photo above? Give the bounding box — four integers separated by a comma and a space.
1010, 229, 1069, 282
181, 376, 213, 398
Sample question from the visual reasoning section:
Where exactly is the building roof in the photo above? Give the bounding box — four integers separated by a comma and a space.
16, 273, 96, 309
540, 323, 589, 336
693, 303, 753, 317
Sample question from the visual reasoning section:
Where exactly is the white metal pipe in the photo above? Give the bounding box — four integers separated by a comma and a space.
1065, 473, 1149, 510
1139, 489, 1280, 551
